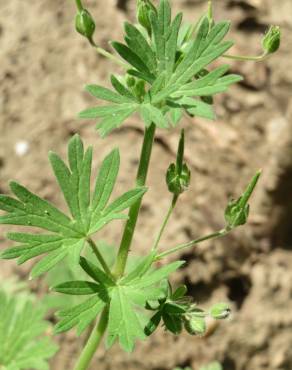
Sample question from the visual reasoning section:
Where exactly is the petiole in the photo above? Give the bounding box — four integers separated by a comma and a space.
155, 227, 230, 260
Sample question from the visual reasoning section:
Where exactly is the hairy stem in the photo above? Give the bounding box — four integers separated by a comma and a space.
152, 194, 178, 251
73, 1, 128, 69
223, 52, 268, 62
87, 238, 113, 278
92, 43, 129, 69
75, 0, 83, 11
155, 228, 229, 260
74, 307, 108, 370
114, 123, 156, 277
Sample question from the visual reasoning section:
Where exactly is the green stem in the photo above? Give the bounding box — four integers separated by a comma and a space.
155, 227, 229, 260
75, 0, 83, 12
114, 123, 156, 277
152, 194, 178, 251
208, 1, 213, 21
223, 52, 268, 62
94, 45, 129, 69
74, 307, 108, 370
87, 238, 114, 278
88, 39, 128, 69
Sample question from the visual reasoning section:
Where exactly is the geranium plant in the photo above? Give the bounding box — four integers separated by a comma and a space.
0, 0, 280, 369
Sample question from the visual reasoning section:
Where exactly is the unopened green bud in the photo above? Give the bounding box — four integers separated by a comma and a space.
262, 26, 281, 54
166, 163, 191, 195
210, 303, 231, 320
224, 198, 249, 227
137, 0, 156, 34
184, 316, 206, 335
166, 130, 191, 195
75, 9, 96, 41
224, 171, 261, 228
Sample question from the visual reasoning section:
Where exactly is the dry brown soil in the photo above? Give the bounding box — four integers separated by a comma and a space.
1, 0, 292, 369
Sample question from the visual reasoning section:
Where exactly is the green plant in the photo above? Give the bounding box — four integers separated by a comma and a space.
0, 282, 58, 370
0, 0, 280, 369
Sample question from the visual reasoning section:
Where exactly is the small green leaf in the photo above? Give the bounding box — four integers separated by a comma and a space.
91, 148, 120, 212
52, 281, 101, 295
79, 256, 115, 286
96, 105, 137, 137
171, 285, 187, 300
86, 84, 133, 104
111, 41, 154, 80
164, 302, 187, 314
111, 75, 137, 101
162, 312, 183, 334
104, 187, 147, 215
124, 22, 157, 73
165, 13, 183, 78
144, 311, 162, 336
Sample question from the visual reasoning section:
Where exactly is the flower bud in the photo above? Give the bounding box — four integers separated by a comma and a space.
262, 25, 281, 54
224, 198, 249, 227
75, 9, 96, 41
184, 316, 206, 335
166, 163, 191, 195
166, 130, 191, 195
209, 303, 231, 320
137, 0, 156, 35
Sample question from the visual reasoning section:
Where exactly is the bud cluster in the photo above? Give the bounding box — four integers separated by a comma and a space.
145, 281, 231, 337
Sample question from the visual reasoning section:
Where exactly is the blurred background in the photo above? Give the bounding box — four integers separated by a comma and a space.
0, 0, 291, 369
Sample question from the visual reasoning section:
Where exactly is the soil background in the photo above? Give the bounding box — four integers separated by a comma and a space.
1, 0, 292, 369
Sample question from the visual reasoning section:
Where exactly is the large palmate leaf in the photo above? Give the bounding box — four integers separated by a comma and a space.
0, 289, 58, 370
80, 0, 242, 135
0, 135, 147, 277
52, 253, 184, 351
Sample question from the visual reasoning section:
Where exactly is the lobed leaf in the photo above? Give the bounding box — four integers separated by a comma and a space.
55, 294, 107, 334
86, 84, 133, 104
107, 286, 146, 352
0, 289, 58, 370
0, 135, 147, 276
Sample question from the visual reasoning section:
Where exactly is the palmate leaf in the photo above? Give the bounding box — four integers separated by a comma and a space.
0, 289, 58, 370
80, 0, 242, 135
52, 252, 184, 350
0, 135, 147, 277
107, 260, 184, 351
